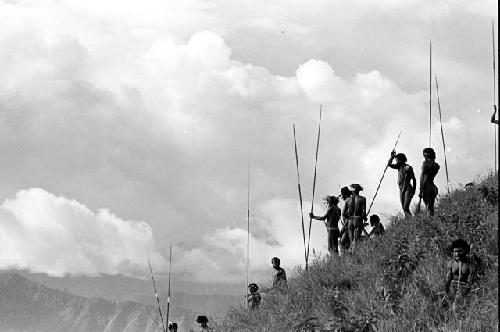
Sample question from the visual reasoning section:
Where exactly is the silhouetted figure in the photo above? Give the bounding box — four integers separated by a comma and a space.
339, 187, 352, 252
491, 107, 498, 124
247, 283, 261, 309
419, 148, 440, 216
168, 322, 178, 332
388, 151, 416, 216
342, 184, 367, 249
368, 214, 385, 237
196, 315, 211, 332
271, 257, 287, 290
310, 195, 341, 254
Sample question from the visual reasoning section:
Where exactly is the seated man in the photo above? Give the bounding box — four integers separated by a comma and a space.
369, 215, 385, 237
247, 283, 262, 309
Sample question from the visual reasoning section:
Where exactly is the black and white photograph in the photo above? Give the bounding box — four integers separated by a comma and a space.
0, 1, 498, 331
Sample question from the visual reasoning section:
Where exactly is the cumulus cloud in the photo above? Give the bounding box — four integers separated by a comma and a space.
0, 188, 166, 277
0, 0, 496, 284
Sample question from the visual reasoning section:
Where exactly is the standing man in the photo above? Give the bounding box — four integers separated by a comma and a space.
419, 148, 440, 216
342, 184, 367, 249
309, 195, 342, 255
339, 187, 352, 252
387, 151, 417, 216
271, 257, 287, 290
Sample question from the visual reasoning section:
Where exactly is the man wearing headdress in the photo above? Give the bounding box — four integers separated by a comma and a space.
247, 283, 262, 309
388, 151, 416, 216
342, 184, 367, 248
310, 195, 341, 254
419, 148, 440, 216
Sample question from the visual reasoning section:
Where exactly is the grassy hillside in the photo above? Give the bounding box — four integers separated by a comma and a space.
216, 172, 498, 331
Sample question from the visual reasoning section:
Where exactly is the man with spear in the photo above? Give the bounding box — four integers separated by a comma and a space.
309, 195, 342, 255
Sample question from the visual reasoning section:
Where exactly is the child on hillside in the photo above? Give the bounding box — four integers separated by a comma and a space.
247, 283, 262, 309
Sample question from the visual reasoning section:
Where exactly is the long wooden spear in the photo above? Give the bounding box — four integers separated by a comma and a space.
246, 160, 250, 307
434, 74, 450, 193
367, 131, 402, 216
166, 245, 172, 329
293, 124, 308, 270
429, 41, 433, 148
147, 258, 166, 332
306, 105, 323, 265
492, 21, 497, 171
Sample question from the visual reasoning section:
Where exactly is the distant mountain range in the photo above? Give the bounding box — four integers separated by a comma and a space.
0, 272, 159, 332
0, 271, 244, 331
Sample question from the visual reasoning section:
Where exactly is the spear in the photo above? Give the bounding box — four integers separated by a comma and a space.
165, 245, 172, 329
429, 41, 432, 148
435, 74, 450, 194
367, 131, 403, 216
147, 258, 166, 332
306, 105, 323, 265
246, 160, 250, 307
293, 124, 308, 270
492, 21, 497, 171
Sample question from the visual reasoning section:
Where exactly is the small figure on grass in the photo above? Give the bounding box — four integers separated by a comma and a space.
271, 257, 287, 290
309, 195, 341, 255
168, 322, 178, 332
387, 151, 416, 216
443, 239, 476, 312
368, 214, 385, 237
196, 315, 212, 332
247, 283, 262, 310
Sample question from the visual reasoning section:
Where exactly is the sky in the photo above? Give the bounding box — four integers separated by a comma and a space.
0, 0, 498, 287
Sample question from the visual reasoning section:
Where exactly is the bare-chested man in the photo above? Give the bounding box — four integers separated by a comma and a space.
444, 239, 475, 311
196, 316, 212, 332
339, 187, 352, 252
310, 195, 341, 254
388, 151, 416, 216
419, 148, 440, 216
271, 257, 287, 290
342, 184, 367, 249
247, 283, 261, 309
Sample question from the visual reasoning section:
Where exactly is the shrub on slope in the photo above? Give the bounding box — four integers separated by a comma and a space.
216, 173, 498, 332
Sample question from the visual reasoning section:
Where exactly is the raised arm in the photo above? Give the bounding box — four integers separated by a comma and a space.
387, 151, 398, 169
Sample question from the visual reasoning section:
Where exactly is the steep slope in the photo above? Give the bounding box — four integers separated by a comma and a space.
216, 172, 498, 331
0, 273, 159, 332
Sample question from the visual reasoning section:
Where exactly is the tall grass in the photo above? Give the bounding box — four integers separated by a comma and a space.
215, 172, 498, 331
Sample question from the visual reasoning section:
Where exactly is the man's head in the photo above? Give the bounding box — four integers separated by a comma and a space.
323, 195, 339, 207
423, 147, 436, 160
349, 184, 363, 194
340, 186, 352, 200
369, 214, 380, 226
196, 316, 208, 326
451, 239, 470, 262
271, 257, 280, 268
168, 323, 178, 331
395, 153, 407, 165
248, 283, 259, 293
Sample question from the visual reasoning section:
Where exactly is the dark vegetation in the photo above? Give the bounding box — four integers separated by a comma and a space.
216, 172, 498, 331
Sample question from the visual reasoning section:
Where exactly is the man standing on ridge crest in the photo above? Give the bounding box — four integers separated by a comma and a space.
388, 151, 417, 216
419, 148, 440, 216
310, 195, 342, 255
342, 184, 367, 250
